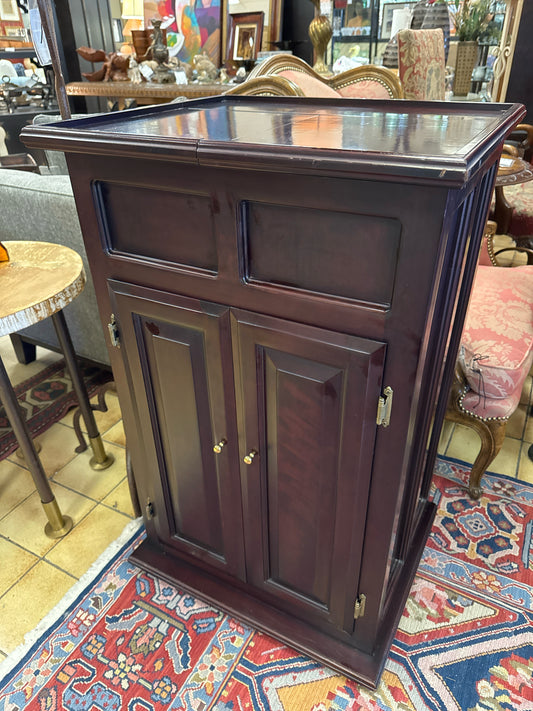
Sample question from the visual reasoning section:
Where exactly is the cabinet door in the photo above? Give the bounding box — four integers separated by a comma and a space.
110, 282, 245, 579
232, 310, 387, 634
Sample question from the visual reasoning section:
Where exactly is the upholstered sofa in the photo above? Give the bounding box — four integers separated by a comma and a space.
0, 164, 110, 367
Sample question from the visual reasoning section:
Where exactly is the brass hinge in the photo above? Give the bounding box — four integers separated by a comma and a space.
145, 498, 155, 520
108, 314, 120, 348
376, 386, 393, 427
354, 593, 366, 620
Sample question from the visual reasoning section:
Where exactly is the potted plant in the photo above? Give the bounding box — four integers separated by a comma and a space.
451, 0, 492, 95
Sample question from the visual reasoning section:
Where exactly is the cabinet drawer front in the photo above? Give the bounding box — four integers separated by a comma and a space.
109, 283, 245, 578
233, 310, 386, 633
242, 201, 401, 307
95, 182, 218, 273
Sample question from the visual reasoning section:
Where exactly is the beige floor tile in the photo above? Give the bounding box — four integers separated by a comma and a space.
0, 484, 96, 557
45, 505, 132, 578
523, 413, 533, 443
0, 336, 63, 388
0, 459, 36, 520
53, 443, 127, 501
61, 390, 122, 435
520, 374, 533, 405
0, 560, 74, 653
487, 436, 521, 478
102, 478, 136, 518
0, 537, 39, 597
445, 422, 521, 477
7, 422, 80, 476
445, 423, 481, 464
103, 420, 126, 448
506, 404, 527, 440
437, 420, 454, 455
0, 650, 7, 662
517, 441, 533, 484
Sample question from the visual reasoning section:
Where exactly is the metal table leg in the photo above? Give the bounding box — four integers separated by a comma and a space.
0, 355, 72, 538
52, 310, 114, 471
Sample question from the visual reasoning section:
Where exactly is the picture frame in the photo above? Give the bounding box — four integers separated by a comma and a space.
0, 0, 21, 22
227, 12, 264, 64
381, 2, 416, 40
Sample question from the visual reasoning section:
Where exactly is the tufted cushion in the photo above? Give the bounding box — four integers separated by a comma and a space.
504, 180, 533, 236
337, 80, 392, 99
278, 70, 339, 99
459, 265, 533, 414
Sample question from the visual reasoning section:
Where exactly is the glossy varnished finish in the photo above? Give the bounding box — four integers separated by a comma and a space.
22, 97, 525, 687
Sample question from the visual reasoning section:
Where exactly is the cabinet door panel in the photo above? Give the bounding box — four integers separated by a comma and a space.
110, 283, 245, 578
233, 311, 386, 633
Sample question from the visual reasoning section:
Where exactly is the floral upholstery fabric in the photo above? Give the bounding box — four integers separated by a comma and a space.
336, 80, 393, 100
505, 180, 533, 236
397, 28, 446, 101
458, 264, 533, 419
278, 70, 339, 99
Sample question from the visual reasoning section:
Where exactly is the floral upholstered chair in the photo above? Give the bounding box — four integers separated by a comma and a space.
397, 28, 446, 100
244, 54, 403, 100
446, 222, 533, 498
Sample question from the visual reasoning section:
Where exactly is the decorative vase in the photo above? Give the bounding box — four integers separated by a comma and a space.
308, 13, 333, 75
308, 0, 332, 76
421, 2, 451, 61
453, 41, 478, 96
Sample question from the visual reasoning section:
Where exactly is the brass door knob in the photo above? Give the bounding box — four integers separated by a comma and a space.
243, 450, 257, 465
213, 439, 227, 454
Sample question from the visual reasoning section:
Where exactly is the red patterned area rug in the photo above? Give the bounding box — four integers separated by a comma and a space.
0, 457, 532, 711
0, 359, 113, 460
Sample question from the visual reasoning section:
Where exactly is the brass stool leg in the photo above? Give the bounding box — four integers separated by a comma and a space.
0, 355, 72, 538
52, 310, 114, 471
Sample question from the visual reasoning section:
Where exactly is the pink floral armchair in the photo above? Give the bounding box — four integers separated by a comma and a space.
446, 222, 533, 498
397, 28, 446, 101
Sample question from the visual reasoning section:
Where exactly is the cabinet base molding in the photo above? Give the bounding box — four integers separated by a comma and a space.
131, 499, 435, 689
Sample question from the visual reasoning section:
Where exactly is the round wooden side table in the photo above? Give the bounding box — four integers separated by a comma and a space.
494, 156, 533, 237
0, 241, 113, 538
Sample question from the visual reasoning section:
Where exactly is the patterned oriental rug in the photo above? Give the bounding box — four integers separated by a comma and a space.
0, 456, 532, 711
0, 359, 113, 460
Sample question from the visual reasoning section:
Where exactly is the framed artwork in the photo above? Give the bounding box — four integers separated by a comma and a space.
381, 2, 416, 40
227, 12, 264, 63
144, 0, 224, 66
0, 0, 20, 22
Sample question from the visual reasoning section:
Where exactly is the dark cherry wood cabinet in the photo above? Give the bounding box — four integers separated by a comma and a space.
22, 97, 524, 687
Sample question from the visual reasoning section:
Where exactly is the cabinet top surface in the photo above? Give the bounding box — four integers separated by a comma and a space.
23, 97, 525, 182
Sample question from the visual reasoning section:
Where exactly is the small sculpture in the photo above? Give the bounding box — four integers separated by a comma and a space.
77, 47, 130, 82
146, 19, 176, 84
128, 56, 143, 84
193, 52, 218, 83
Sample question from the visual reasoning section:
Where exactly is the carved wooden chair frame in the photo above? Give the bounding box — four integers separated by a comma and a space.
225, 75, 304, 96
248, 54, 404, 99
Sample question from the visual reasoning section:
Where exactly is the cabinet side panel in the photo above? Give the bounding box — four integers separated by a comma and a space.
265, 349, 344, 606
139, 319, 224, 556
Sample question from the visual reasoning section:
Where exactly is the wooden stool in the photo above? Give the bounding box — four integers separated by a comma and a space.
0, 241, 113, 538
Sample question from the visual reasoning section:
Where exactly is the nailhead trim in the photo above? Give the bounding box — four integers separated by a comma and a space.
457, 385, 510, 422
